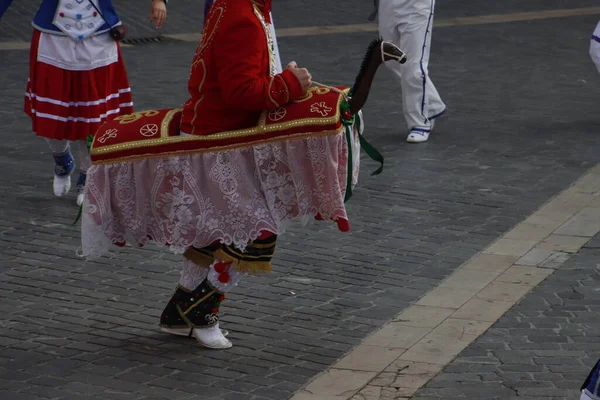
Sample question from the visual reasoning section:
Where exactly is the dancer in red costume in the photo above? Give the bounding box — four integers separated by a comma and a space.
159, 0, 312, 349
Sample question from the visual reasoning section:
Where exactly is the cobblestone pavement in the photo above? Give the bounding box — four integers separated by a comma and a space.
1, 1, 600, 399
411, 233, 600, 400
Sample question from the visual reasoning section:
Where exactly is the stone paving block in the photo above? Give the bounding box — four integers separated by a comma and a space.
361, 323, 430, 349
301, 369, 376, 397
555, 207, 600, 237
440, 269, 500, 291
538, 234, 591, 253
400, 319, 493, 365
462, 254, 519, 273
416, 286, 480, 309
476, 281, 536, 303
483, 238, 538, 257
496, 265, 554, 286
334, 345, 405, 372
392, 305, 455, 328
451, 297, 514, 322
516, 248, 555, 266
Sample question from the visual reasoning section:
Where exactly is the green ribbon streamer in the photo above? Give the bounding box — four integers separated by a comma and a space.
344, 124, 354, 202
71, 204, 83, 226
343, 112, 385, 202
358, 132, 384, 176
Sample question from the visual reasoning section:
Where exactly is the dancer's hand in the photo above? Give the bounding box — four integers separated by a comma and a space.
150, 0, 167, 29
286, 61, 312, 94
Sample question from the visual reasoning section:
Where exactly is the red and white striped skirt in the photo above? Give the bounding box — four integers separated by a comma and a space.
25, 29, 134, 141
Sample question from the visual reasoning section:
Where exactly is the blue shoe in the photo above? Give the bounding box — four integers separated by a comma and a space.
52, 151, 74, 196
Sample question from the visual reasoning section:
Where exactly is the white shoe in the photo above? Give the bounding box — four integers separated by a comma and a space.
160, 326, 229, 337
193, 324, 232, 349
76, 193, 85, 206
53, 174, 72, 196
406, 130, 430, 143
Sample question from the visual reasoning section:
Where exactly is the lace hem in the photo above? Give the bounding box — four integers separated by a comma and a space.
81, 127, 360, 259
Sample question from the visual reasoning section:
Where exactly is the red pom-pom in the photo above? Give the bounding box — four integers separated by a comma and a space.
219, 295, 226, 301
211, 307, 219, 313
218, 272, 230, 283
336, 218, 351, 232
214, 261, 228, 273
342, 111, 352, 120
93, 12, 98, 16
59, 12, 65, 17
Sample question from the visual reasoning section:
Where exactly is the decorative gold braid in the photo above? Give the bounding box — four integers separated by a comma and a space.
183, 247, 215, 268
214, 249, 272, 273
160, 108, 181, 138
91, 126, 344, 163
179, 289, 217, 316
267, 77, 280, 108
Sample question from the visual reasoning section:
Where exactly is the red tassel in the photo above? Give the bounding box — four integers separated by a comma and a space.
218, 272, 230, 283
337, 218, 351, 232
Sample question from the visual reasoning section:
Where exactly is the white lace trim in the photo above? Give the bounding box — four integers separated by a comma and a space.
179, 259, 209, 290
81, 127, 361, 259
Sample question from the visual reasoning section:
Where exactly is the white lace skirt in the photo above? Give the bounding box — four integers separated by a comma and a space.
81, 125, 361, 259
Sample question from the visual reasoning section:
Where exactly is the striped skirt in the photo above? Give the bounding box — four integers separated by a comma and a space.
25, 29, 134, 141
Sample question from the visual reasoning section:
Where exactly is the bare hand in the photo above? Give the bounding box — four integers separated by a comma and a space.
150, 0, 167, 29
286, 61, 312, 94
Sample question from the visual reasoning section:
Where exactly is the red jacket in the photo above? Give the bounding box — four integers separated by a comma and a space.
180, 0, 304, 135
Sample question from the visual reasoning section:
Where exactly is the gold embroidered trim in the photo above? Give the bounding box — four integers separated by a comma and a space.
161, 108, 182, 138
179, 289, 217, 316
183, 247, 215, 268
175, 284, 192, 294
214, 249, 272, 273
267, 77, 280, 108
90, 126, 344, 164
90, 88, 348, 156
252, 4, 276, 77
189, 60, 207, 135
282, 77, 290, 104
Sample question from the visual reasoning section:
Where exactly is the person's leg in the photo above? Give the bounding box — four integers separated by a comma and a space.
160, 234, 277, 349
590, 21, 600, 73
581, 391, 594, 400
74, 140, 91, 206
45, 138, 74, 196
379, 0, 445, 143
160, 246, 241, 349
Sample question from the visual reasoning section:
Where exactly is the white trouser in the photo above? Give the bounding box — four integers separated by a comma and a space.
582, 390, 595, 400
590, 21, 600, 73
45, 138, 92, 174
378, 0, 446, 133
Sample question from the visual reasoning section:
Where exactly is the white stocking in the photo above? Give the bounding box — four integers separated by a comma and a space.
179, 259, 209, 290
74, 140, 92, 174
45, 138, 69, 155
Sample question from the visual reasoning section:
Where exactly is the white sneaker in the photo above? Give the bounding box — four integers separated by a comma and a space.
406, 130, 430, 143
53, 174, 72, 196
193, 324, 232, 349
